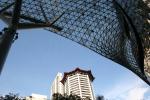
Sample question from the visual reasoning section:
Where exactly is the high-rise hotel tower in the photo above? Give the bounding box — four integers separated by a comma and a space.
61, 68, 95, 100
51, 68, 95, 100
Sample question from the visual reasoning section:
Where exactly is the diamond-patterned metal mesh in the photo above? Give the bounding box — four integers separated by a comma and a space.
0, 0, 150, 84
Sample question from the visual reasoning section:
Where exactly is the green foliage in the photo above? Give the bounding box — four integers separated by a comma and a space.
52, 93, 91, 100
96, 95, 105, 100
0, 93, 23, 100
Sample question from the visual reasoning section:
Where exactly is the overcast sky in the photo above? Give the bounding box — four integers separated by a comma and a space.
0, 20, 150, 100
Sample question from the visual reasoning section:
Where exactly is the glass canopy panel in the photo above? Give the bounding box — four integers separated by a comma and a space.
0, 0, 149, 84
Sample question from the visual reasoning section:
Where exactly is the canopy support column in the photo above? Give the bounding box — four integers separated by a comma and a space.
0, 0, 22, 74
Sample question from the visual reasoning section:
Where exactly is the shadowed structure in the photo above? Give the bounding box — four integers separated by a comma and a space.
0, 0, 150, 85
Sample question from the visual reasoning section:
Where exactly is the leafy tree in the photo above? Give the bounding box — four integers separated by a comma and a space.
52, 93, 64, 100
52, 93, 91, 100
96, 95, 105, 100
0, 93, 23, 100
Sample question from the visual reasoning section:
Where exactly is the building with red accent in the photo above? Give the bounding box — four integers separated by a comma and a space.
61, 68, 95, 100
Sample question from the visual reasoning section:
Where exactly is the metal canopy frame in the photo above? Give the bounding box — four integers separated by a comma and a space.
0, 0, 150, 85
0, 0, 63, 74
113, 0, 149, 84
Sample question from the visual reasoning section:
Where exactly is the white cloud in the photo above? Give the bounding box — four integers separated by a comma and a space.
104, 77, 150, 100
126, 86, 149, 100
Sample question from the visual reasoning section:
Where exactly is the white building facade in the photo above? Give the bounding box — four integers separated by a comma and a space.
25, 93, 47, 100
61, 68, 95, 100
51, 72, 64, 97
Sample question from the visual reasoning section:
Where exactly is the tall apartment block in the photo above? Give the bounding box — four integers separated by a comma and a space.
51, 68, 95, 100
51, 72, 64, 97
61, 68, 95, 100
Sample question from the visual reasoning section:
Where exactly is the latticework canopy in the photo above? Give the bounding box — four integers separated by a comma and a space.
0, 0, 150, 85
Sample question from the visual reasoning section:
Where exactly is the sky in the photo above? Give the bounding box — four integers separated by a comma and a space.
0, 20, 150, 100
